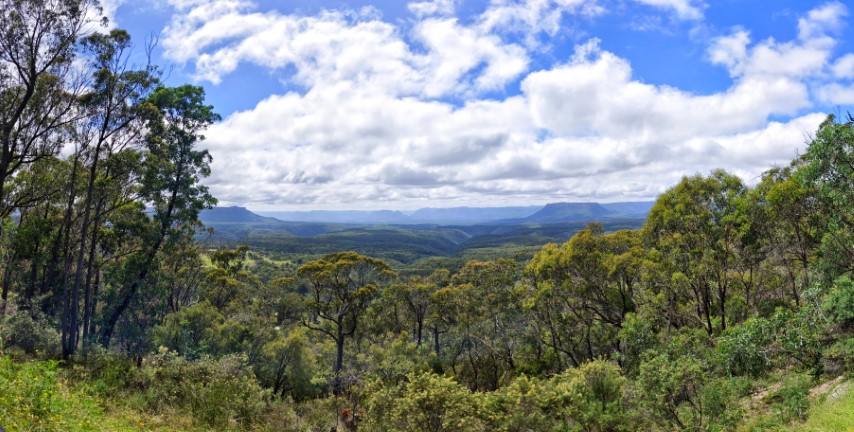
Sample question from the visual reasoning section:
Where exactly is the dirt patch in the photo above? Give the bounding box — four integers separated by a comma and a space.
752, 382, 782, 402
810, 375, 848, 399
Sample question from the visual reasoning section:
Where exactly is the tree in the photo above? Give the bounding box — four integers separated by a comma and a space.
800, 114, 854, 279
0, 0, 96, 222
98, 85, 218, 348
298, 251, 393, 394
387, 269, 450, 348
643, 170, 747, 334
64, 28, 159, 356
525, 224, 643, 371
757, 163, 822, 305
446, 259, 521, 390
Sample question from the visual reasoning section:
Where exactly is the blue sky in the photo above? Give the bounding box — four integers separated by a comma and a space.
104, 0, 854, 210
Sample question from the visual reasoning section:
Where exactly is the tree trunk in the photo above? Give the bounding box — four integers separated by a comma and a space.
82, 198, 105, 352
60, 155, 81, 358
333, 333, 345, 395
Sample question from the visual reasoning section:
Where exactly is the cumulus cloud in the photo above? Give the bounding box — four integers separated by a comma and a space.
478, 0, 605, 37
815, 83, 854, 105
155, 0, 852, 209
632, 0, 705, 21
831, 54, 854, 79
408, 0, 456, 17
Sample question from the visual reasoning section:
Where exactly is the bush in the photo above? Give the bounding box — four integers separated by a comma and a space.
701, 376, 752, 431
546, 359, 630, 431
362, 371, 482, 432
823, 276, 854, 328
635, 351, 706, 430
771, 309, 824, 376
716, 317, 772, 377
480, 374, 552, 431
128, 350, 269, 429
767, 374, 811, 424
823, 337, 854, 376
1, 311, 61, 358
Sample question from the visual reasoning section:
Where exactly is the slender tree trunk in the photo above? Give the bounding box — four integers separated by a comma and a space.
88, 266, 100, 339
433, 325, 441, 357
1, 258, 14, 316
69, 139, 105, 356
333, 332, 345, 395
60, 156, 81, 359
99, 151, 184, 348
82, 198, 105, 352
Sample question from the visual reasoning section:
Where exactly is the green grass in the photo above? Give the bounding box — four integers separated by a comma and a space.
789, 380, 854, 432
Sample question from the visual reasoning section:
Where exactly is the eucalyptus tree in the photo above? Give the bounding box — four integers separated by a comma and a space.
525, 224, 643, 371
0, 0, 96, 222
446, 259, 520, 390
98, 85, 218, 348
755, 163, 823, 305
298, 251, 393, 394
800, 114, 854, 279
62, 29, 159, 356
643, 170, 747, 334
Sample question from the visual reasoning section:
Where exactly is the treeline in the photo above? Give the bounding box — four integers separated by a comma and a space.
0, 0, 217, 359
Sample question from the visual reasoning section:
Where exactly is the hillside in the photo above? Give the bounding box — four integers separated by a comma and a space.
199, 205, 647, 264
253, 202, 654, 225
521, 202, 616, 222
199, 206, 279, 223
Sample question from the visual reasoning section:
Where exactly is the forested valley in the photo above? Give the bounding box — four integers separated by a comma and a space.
2, 1, 854, 431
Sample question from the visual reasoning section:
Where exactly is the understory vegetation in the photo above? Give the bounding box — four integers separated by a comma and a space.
2, 1, 854, 431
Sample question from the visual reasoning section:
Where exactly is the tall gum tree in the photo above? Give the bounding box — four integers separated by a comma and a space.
98, 85, 218, 348
63, 29, 159, 356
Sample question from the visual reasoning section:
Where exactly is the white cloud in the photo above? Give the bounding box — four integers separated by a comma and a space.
709, 28, 835, 79
797, 1, 847, 41
414, 18, 529, 95
162, 1, 529, 96
632, 0, 705, 21
478, 0, 605, 37
524, 40, 809, 140
152, 0, 850, 209
831, 54, 854, 79
408, 0, 455, 17
815, 83, 854, 105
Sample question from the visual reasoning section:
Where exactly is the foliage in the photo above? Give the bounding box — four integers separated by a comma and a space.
0, 356, 104, 432
125, 349, 269, 429
362, 371, 484, 432
823, 276, 854, 328
1, 311, 61, 358
716, 317, 773, 377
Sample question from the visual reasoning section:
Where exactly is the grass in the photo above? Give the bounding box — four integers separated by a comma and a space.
789, 380, 854, 432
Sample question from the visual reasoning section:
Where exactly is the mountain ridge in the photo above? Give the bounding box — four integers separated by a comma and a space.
247, 201, 654, 225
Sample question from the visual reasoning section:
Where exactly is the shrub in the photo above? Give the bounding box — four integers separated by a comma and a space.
823, 276, 854, 328
770, 309, 824, 376
715, 317, 772, 377
547, 359, 630, 431
701, 376, 752, 431
362, 371, 482, 432
130, 350, 269, 429
767, 374, 811, 424
0, 312, 61, 358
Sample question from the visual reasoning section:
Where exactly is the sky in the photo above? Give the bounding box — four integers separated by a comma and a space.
103, 0, 854, 211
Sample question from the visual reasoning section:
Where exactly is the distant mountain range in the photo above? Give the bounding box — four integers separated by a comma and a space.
236, 201, 654, 226
197, 202, 655, 264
